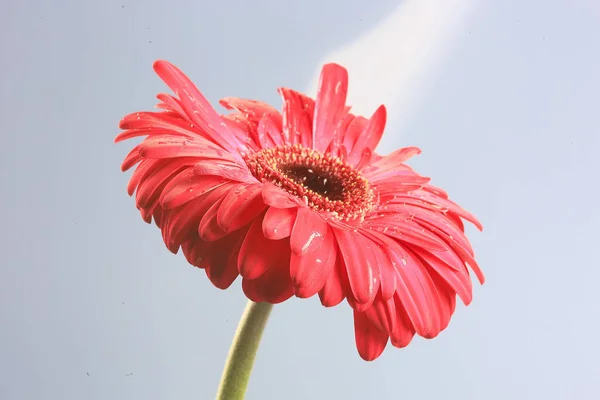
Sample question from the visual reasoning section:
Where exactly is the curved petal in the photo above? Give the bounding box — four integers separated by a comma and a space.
342, 116, 368, 156
413, 248, 473, 306
348, 105, 386, 166
138, 135, 236, 162
334, 229, 380, 306
318, 249, 347, 307
362, 146, 422, 180
377, 234, 438, 337
137, 161, 193, 209
354, 310, 389, 361
279, 88, 314, 147
162, 184, 233, 250
121, 144, 143, 171
128, 159, 161, 196
203, 227, 247, 289
238, 217, 287, 280
262, 207, 297, 240
217, 184, 267, 234
290, 225, 336, 298
313, 64, 349, 152
160, 171, 227, 210
241, 237, 293, 304
219, 97, 281, 127
198, 196, 228, 242
261, 183, 300, 208
257, 114, 279, 148
156, 93, 187, 115
365, 296, 397, 333
153, 60, 245, 158
390, 296, 416, 348
193, 159, 255, 183
290, 207, 328, 255
181, 235, 209, 268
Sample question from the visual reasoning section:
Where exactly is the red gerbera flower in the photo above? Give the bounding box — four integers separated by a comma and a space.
116, 61, 484, 361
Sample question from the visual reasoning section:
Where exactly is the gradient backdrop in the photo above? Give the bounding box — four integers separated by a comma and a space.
1, 0, 599, 399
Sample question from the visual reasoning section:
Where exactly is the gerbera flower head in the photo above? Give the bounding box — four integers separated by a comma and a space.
116, 60, 484, 361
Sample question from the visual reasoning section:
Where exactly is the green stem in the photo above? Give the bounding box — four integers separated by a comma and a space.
216, 301, 273, 400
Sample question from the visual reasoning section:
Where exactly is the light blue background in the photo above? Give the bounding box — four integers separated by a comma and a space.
1, 0, 599, 399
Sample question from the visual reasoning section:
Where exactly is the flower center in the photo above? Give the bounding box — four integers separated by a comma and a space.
244, 144, 375, 221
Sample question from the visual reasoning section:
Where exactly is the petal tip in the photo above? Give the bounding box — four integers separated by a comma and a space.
152, 59, 171, 72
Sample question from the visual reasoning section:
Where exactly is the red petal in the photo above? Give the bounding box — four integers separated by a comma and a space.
313, 64, 349, 152
238, 217, 282, 280
262, 207, 297, 240
162, 184, 233, 250
334, 229, 380, 305
160, 171, 227, 210
371, 217, 447, 251
121, 145, 143, 171
388, 243, 440, 337
429, 273, 457, 333
156, 93, 187, 115
261, 183, 300, 208
353, 229, 396, 301
257, 114, 277, 148
355, 148, 373, 171
198, 196, 228, 242
153, 61, 244, 157
136, 161, 193, 209
381, 201, 472, 255
220, 97, 281, 126
181, 235, 209, 267
370, 236, 397, 301
342, 116, 368, 155
128, 159, 160, 196
220, 114, 260, 152
278, 88, 314, 147
138, 135, 234, 161
117, 111, 197, 141
217, 184, 267, 233
220, 98, 284, 147
365, 296, 397, 333
413, 248, 473, 306
354, 311, 389, 361
290, 225, 336, 298
290, 208, 328, 255
411, 217, 484, 284
418, 188, 482, 231
241, 237, 293, 304
241, 279, 265, 302
318, 249, 346, 307
242, 274, 294, 304
348, 105, 386, 166
371, 174, 431, 194
390, 296, 416, 348
362, 146, 422, 180
347, 296, 377, 312
327, 112, 354, 158
204, 228, 247, 289
364, 106, 387, 152
193, 160, 255, 183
